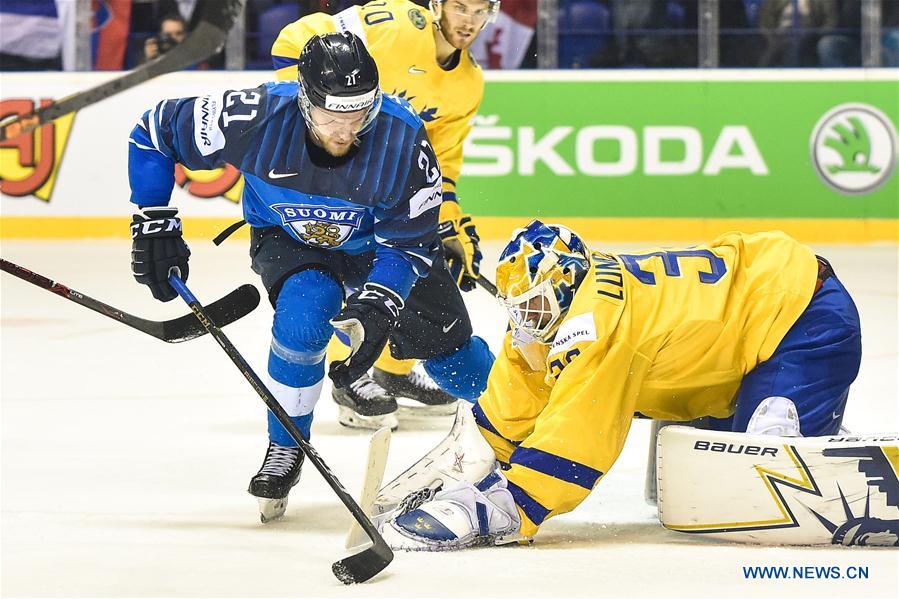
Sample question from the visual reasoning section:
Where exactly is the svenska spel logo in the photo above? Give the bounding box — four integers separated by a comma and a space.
810, 103, 897, 195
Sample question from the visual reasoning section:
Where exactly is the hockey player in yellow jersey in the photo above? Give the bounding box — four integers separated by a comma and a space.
272, 1, 499, 428
378, 221, 862, 550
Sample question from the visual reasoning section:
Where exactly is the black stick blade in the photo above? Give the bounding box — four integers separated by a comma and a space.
161, 284, 260, 342
332, 541, 394, 584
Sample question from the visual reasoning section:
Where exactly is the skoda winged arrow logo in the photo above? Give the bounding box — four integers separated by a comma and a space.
810, 103, 897, 195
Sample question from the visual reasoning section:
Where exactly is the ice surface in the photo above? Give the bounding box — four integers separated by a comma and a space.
2, 240, 897, 598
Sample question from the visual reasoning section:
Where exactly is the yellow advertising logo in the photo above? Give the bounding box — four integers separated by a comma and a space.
174, 164, 243, 203
0, 99, 75, 200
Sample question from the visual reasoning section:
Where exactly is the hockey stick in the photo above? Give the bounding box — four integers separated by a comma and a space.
0, 258, 260, 343
442, 243, 499, 298
476, 274, 498, 297
167, 274, 393, 585
0, 0, 244, 143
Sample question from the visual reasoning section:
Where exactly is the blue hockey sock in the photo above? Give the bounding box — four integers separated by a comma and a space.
268, 411, 313, 446
264, 269, 342, 446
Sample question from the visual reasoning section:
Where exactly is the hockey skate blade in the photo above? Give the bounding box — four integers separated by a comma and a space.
346, 427, 392, 549
337, 405, 398, 431
258, 497, 287, 523
396, 398, 459, 418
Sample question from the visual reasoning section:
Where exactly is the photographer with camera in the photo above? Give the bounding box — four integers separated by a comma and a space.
143, 13, 186, 62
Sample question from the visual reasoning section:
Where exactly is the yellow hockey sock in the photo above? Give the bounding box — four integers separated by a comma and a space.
373, 348, 415, 376
326, 335, 351, 362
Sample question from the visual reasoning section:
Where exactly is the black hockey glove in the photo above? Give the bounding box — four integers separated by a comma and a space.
130, 207, 190, 302
328, 283, 403, 389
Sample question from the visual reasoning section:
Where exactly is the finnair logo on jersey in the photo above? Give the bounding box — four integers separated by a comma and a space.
325, 89, 376, 112
193, 94, 225, 156
271, 203, 366, 248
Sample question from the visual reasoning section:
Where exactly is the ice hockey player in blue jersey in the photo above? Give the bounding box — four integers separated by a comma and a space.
127, 32, 494, 522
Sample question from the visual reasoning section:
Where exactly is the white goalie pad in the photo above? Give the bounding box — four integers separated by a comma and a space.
373, 402, 497, 517
657, 426, 899, 546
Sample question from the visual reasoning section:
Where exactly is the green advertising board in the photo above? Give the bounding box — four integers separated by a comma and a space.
458, 72, 898, 220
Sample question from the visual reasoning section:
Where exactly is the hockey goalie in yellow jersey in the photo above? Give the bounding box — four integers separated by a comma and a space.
273, 0, 498, 428
377, 221, 863, 550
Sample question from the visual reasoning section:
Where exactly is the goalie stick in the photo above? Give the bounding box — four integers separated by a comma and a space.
477, 274, 498, 297
0, 258, 259, 343
167, 274, 393, 584
0, 0, 244, 142
345, 427, 392, 550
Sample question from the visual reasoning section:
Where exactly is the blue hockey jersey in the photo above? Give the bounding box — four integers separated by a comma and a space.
127, 81, 443, 299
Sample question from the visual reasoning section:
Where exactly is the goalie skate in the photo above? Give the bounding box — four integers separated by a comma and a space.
373, 364, 459, 417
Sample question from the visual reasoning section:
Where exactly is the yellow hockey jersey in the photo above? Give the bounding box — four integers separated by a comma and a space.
473, 231, 819, 536
272, 0, 484, 201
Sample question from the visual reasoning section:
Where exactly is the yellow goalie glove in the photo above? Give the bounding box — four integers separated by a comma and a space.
438, 201, 482, 292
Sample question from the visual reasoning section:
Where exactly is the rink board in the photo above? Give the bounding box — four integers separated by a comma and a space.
1, 69, 897, 241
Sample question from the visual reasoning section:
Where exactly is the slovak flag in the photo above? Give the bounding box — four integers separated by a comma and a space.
470, 0, 537, 69
92, 0, 131, 70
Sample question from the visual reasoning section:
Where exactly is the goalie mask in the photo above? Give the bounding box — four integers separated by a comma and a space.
496, 220, 590, 368
297, 32, 382, 143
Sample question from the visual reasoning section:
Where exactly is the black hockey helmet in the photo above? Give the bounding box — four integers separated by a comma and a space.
297, 32, 381, 136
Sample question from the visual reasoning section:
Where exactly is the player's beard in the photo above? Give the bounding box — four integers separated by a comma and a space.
440, 19, 480, 50
321, 137, 355, 157
309, 127, 356, 157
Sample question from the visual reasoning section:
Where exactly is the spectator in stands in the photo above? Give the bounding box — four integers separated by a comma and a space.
758, 0, 839, 66
153, 0, 223, 67
590, 0, 693, 68
816, 0, 861, 67
143, 13, 187, 62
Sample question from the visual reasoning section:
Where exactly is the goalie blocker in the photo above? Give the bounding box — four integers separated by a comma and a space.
657, 426, 899, 546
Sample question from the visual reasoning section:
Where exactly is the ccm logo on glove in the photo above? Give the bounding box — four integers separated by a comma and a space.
130, 215, 183, 237
130, 207, 191, 302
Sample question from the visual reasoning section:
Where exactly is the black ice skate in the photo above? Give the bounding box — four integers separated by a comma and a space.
373, 363, 459, 417
248, 442, 304, 523
332, 374, 399, 431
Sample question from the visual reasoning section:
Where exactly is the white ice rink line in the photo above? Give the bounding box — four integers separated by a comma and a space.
1, 240, 897, 598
